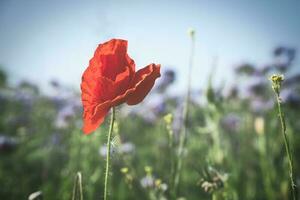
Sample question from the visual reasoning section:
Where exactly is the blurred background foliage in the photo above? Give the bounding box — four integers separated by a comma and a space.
0, 46, 300, 200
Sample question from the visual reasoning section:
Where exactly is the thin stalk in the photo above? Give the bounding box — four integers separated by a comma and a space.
168, 120, 176, 198
104, 107, 116, 200
173, 30, 195, 198
169, 132, 175, 186
72, 172, 83, 200
274, 93, 296, 200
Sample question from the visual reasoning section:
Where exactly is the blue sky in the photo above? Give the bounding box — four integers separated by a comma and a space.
0, 0, 299, 93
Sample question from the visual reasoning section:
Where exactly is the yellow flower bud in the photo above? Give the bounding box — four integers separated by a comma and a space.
120, 167, 129, 174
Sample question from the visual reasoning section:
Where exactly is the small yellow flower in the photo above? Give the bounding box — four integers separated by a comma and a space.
270, 74, 284, 83
144, 166, 152, 174
120, 167, 128, 174
269, 74, 284, 94
163, 113, 173, 124
155, 179, 162, 187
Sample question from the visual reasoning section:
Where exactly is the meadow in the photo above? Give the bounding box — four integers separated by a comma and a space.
0, 44, 299, 200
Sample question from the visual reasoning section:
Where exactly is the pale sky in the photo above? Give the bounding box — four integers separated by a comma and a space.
0, 0, 299, 94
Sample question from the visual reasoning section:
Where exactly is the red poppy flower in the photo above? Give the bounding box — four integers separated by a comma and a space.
81, 39, 161, 134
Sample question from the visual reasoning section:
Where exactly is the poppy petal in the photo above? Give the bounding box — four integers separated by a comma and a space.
81, 76, 115, 134
83, 64, 160, 134
96, 39, 129, 80
126, 64, 161, 105
80, 39, 161, 134
126, 54, 135, 76
85, 92, 127, 134
83, 103, 111, 134
114, 66, 133, 95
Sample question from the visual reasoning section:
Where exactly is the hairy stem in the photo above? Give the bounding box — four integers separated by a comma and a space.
274, 93, 296, 200
104, 107, 116, 200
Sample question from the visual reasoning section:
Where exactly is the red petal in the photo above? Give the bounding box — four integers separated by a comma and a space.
83, 91, 128, 134
125, 54, 135, 76
81, 75, 115, 134
82, 103, 111, 134
86, 39, 127, 80
81, 75, 114, 105
126, 64, 161, 105
82, 64, 160, 134
114, 66, 132, 95
94, 39, 133, 80
81, 38, 160, 134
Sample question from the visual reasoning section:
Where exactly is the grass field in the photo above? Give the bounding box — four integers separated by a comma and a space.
0, 43, 300, 200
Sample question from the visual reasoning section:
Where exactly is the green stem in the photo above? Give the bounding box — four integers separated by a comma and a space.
168, 126, 175, 197
173, 31, 195, 198
72, 172, 83, 200
104, 107, 116, 200
274, 93, 296, 200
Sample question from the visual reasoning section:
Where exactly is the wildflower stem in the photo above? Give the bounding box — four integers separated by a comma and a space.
274, 92, 296, 200
72, 172, 83, 200
270, 74, 296, 200
173, 29, 195, 198
169, 129, 175, 193
104, 107, 116, 200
